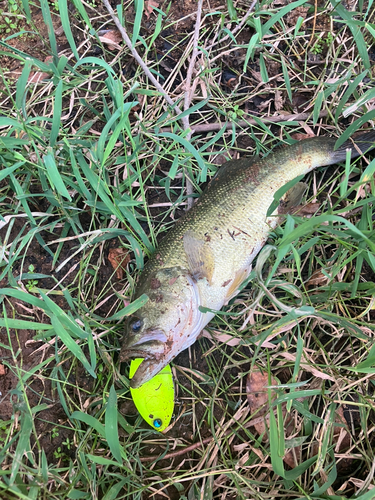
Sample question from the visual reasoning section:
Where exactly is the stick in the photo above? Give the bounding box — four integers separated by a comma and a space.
103, 0, 182, 114
159, 110, 329, 134
140, 436, 214, 462
182, 0, 204, 207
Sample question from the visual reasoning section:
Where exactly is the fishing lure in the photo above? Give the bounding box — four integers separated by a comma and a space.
129, 358, 174, 431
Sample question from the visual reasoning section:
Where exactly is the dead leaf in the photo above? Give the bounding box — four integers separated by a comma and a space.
28, 55, 53, 84
274, 89, 284, 111
246, 371, 278, 436
246, 370, 302, 467
108, 248, 130, 279
290, 133, 316, 141
292, 202, 321, 216
334, 406, 351, 452
99, 30, 122, 51
306, 269, 329, 288
28, 71, 50, 83
257, 98, 273, 112
145, 0, 159, 18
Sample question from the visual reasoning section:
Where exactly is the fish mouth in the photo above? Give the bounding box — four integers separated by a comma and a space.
129, 358, 169, 388
119, 329, 167, 362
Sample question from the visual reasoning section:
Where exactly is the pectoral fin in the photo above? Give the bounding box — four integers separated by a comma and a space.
183, 231, 215, 284
278, 182, 308, 214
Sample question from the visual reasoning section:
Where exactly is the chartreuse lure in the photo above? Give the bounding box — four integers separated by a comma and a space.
129, 358, 174, 431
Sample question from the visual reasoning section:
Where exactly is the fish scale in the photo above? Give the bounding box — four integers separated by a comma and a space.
120, 132, 375, 387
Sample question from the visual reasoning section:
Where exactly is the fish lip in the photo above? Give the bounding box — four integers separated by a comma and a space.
120, 329, 167, 362
120, 340, 165, 362
129, 358, 168, 388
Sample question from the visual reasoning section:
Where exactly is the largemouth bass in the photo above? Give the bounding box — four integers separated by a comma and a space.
121, 132, 375, 387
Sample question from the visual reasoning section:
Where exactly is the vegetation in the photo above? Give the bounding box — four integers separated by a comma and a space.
0, 0, 375, 498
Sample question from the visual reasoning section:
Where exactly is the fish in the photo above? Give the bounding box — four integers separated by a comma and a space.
120, 131, 375, 387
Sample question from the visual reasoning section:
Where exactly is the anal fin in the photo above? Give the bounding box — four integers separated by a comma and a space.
278, 182, 308, 215
224, 267, 249, 303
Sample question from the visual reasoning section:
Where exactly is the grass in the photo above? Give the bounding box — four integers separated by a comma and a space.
1, 0, 375, 498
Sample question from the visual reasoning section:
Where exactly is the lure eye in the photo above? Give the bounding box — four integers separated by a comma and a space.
153, 418, 162, 428
130, 318, 142, 332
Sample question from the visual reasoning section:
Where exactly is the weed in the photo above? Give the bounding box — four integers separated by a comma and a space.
0, 0, 23, 33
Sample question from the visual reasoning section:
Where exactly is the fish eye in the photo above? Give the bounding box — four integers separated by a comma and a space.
130, 318, 142, 332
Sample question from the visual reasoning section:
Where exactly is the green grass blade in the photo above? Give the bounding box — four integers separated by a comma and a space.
58, 0, 79, 60
102, 479, 129, 500
335, 108, 375, 149
0, 162, 25, 181
105, 294, 149, 320
20, 0, 31, 21
359, 157, 375, 184
101, 104, 137, 166
158, 132, 208, 182
10, 409, 33, 484
38, 290, 89, 339
50, 80, 63, 146
73, 57, 116, 77
16, 59, 32, 111
71, 412, 106, 437
43, 153, 72, 200
262, 0, 309, 36
342, 85, 375, 118
313, 90, 324, 124
281, 57, 292, 103
333, 3, 370, 69
105, 386, 123, 463
269, 404, 285, 477
132, 0, 144, 47
335, 69, 366, 122
243, 32, 260, 70
71, 0, 92, 28
162, 98, 209, 127
0, 318, 53, 330
51, 315, 96, 378
39, 0, 58, 57
259, 53, 269, 84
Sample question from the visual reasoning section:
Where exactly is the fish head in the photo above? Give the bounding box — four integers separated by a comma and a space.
120, 266, 203, 388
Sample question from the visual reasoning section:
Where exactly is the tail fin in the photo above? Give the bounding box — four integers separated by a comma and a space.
331, 130, 375, 164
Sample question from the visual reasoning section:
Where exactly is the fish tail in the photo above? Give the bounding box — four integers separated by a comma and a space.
330, 130, 375, 164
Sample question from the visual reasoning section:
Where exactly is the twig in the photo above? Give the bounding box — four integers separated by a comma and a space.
182, 0, 204, 208
183, 0, 204, 123
103, 0, 205, 210
159, 110, 329, 134
102, 0, 182, 114
140, 435, 214, 462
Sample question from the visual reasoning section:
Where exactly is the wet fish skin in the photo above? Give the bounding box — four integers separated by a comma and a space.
121, 132, 375, 388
